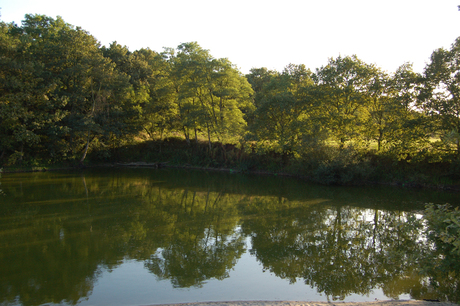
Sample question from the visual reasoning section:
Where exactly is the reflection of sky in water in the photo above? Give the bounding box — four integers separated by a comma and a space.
2, 169, 444, 306
77, 238, 411, 306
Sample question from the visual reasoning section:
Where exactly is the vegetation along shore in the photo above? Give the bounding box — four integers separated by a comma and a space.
1, 14, 460, 189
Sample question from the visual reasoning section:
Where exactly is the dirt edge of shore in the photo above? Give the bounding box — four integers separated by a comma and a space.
146, 300, 458, 306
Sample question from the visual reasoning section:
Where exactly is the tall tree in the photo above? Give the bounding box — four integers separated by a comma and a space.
313, 55, 376, 148
246, 67, 278, 106
421, 37, 460, 156
102, 43, 175, 141
386, 63, 429, 157
248, 64, 313, 155
17, 14, 138, 163
140, 48, 179, 140
0, 19, 67, 163
169, 42, 252, 148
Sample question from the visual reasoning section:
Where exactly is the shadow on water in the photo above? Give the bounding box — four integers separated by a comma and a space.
0, 168, 459, 305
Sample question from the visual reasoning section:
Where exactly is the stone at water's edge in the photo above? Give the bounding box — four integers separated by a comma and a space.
148, 300, 458, 306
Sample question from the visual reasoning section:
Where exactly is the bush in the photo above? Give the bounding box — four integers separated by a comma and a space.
425, 203, 460, 258
299, 145, 372, 185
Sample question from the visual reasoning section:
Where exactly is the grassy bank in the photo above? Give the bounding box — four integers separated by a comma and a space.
77, 138, 459, 190
2, 137, 459, 190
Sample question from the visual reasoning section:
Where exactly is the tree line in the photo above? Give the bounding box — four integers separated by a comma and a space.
1, 14, 460, 168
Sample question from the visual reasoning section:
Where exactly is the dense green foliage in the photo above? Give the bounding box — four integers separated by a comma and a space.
1, 14, 460, 185
0, 15, 253, 165
423, 203, 460, 301
425, 203, 460, 258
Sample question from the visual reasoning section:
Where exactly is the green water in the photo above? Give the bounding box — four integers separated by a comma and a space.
0, 168, 459, 306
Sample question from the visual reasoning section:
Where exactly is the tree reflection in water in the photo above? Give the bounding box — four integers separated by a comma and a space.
242, 199, 427, 301
0, 169, 458, 305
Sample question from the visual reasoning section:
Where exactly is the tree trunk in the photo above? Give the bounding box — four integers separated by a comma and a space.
19, 144, 24, 163
183, 127, 190, 145
339, 138, 345, 150
207, 124, 212, 152
80, 131, 91, 164
377, 129, 383, 151
144, 127, 154, 140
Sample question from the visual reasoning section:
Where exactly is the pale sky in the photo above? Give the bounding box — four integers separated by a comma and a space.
1, 0, 460, 74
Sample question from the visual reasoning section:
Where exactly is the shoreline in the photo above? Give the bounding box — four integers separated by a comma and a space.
2, 162, 460, 192
146, 300, 459, 306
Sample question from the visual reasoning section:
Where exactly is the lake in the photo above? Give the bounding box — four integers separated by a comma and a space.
0, 168, 459, 306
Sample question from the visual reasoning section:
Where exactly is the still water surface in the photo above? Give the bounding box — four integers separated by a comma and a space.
0, 168, 459, 306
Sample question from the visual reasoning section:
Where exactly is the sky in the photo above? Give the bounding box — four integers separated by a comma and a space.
1, 0, 460, 75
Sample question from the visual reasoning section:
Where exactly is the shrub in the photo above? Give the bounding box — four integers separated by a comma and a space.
299, 144, 372, 185
425, 203, 460, 258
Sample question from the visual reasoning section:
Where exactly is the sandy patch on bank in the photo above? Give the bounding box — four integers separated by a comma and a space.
147, 301, 458, 306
